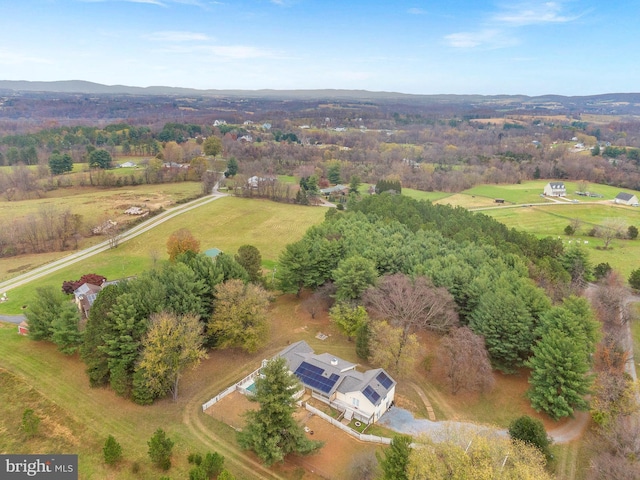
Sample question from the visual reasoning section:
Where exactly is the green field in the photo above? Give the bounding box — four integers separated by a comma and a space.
0, 197, 327, 315
485, 203, 640, 279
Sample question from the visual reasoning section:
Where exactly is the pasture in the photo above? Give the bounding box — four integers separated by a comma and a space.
0, 197, 327, 314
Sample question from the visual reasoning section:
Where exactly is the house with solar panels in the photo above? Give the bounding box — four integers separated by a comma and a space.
277, 340, 396, 425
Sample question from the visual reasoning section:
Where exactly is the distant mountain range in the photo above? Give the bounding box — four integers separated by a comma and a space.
1, 80, 640, 105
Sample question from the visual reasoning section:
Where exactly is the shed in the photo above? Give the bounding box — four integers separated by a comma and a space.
614, 192, 639, 206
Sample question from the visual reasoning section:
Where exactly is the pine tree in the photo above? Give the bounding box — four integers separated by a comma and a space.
526, 329, 593, 420
237, 357, 322, 465
51, 301, 83, 354
148, 428, 174, 471
103, 435, 123, 465
378, 435, 412, 480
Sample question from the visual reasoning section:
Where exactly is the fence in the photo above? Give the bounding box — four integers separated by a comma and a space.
304, 403, 392, 446
202, 367, 262, 411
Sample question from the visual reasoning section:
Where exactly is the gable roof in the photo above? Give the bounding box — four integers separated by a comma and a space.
615, 192, 636, 201
277, 341, 395, 407
547, 182, 566, 189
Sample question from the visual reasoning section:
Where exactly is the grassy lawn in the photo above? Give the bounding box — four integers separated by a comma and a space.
401, 188, 452, 202
485, 203, 640, 279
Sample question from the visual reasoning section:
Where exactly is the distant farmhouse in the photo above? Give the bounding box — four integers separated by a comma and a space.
614, 192, 639, 206
319, 184, 349, 197
278, 341, 396, 424
543, 182, 567, 197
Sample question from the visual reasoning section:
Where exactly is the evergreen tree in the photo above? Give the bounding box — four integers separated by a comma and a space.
148, 428, 174, 471
469, 286, 536, 373
333, 255, 378, 301
526, 329, 593, 420
103, 435, 123, 465
378, 435, 411, 480
629, 268, 640, 290
508, 416, 552, 461
51, 301, 83, 354
25, 286, 66, 340
237, 357, 322, 465
235, 245, 263, 283
225, 157, 238, 177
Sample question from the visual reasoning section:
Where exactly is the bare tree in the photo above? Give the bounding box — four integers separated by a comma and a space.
436, 327, 495, 395
595, 218, 628, 249
590, 272, 630, 332
302, 282, 336, 319
106, 224, 122, 249
363, 273, 459, 336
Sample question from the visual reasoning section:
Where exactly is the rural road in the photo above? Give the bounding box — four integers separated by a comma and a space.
0, 189, 228, 298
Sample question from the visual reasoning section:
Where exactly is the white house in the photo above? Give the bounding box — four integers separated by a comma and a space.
277, 341, 396, 424
614, 192, 639, 206
543, 182, 567, 197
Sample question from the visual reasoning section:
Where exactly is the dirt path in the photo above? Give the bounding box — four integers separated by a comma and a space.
409, 382, 436, 421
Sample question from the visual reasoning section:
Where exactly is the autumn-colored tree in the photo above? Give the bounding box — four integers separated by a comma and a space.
167, 229, 200, 262
208, 279, 270, 353
368, 320, 420, 377
133, 312, 207, 403
436, 327, 494, 395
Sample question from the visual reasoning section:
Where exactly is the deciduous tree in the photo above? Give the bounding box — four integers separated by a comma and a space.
368, 320, 419, 377
363, 273, 459, 335
167, 228, 200, 261
208, 279, 270, 353
203, 136, 222, 157
237, 357, 322, 465
436, 327, 494, 395
134, 312, 207, 403
329, 302, 368, 340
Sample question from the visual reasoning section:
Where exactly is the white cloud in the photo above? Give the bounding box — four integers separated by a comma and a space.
492, 1, 583, 26
144, 31, 211, 42
444, 29, 516, 49
407, 7, 427, 15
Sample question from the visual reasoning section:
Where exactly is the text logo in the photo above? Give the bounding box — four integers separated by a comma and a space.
1, 455, 78, 479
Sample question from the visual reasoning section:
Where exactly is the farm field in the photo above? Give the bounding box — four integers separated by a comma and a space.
0, 196, 327, 314
485, 203, 640, 279
0, 182, 203, 223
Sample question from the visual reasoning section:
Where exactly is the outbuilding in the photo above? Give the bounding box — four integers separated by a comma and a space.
614, 192, 639, 206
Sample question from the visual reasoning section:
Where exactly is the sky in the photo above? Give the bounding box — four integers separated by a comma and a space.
0, 0, 639, 96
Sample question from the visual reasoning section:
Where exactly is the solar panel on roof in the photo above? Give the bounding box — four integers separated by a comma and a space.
294, 361, 340, 394
363, 385, 380, 404
376, 372, 393, 389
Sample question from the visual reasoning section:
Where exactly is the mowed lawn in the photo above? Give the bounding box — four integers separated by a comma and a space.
0, 197, 327, 315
